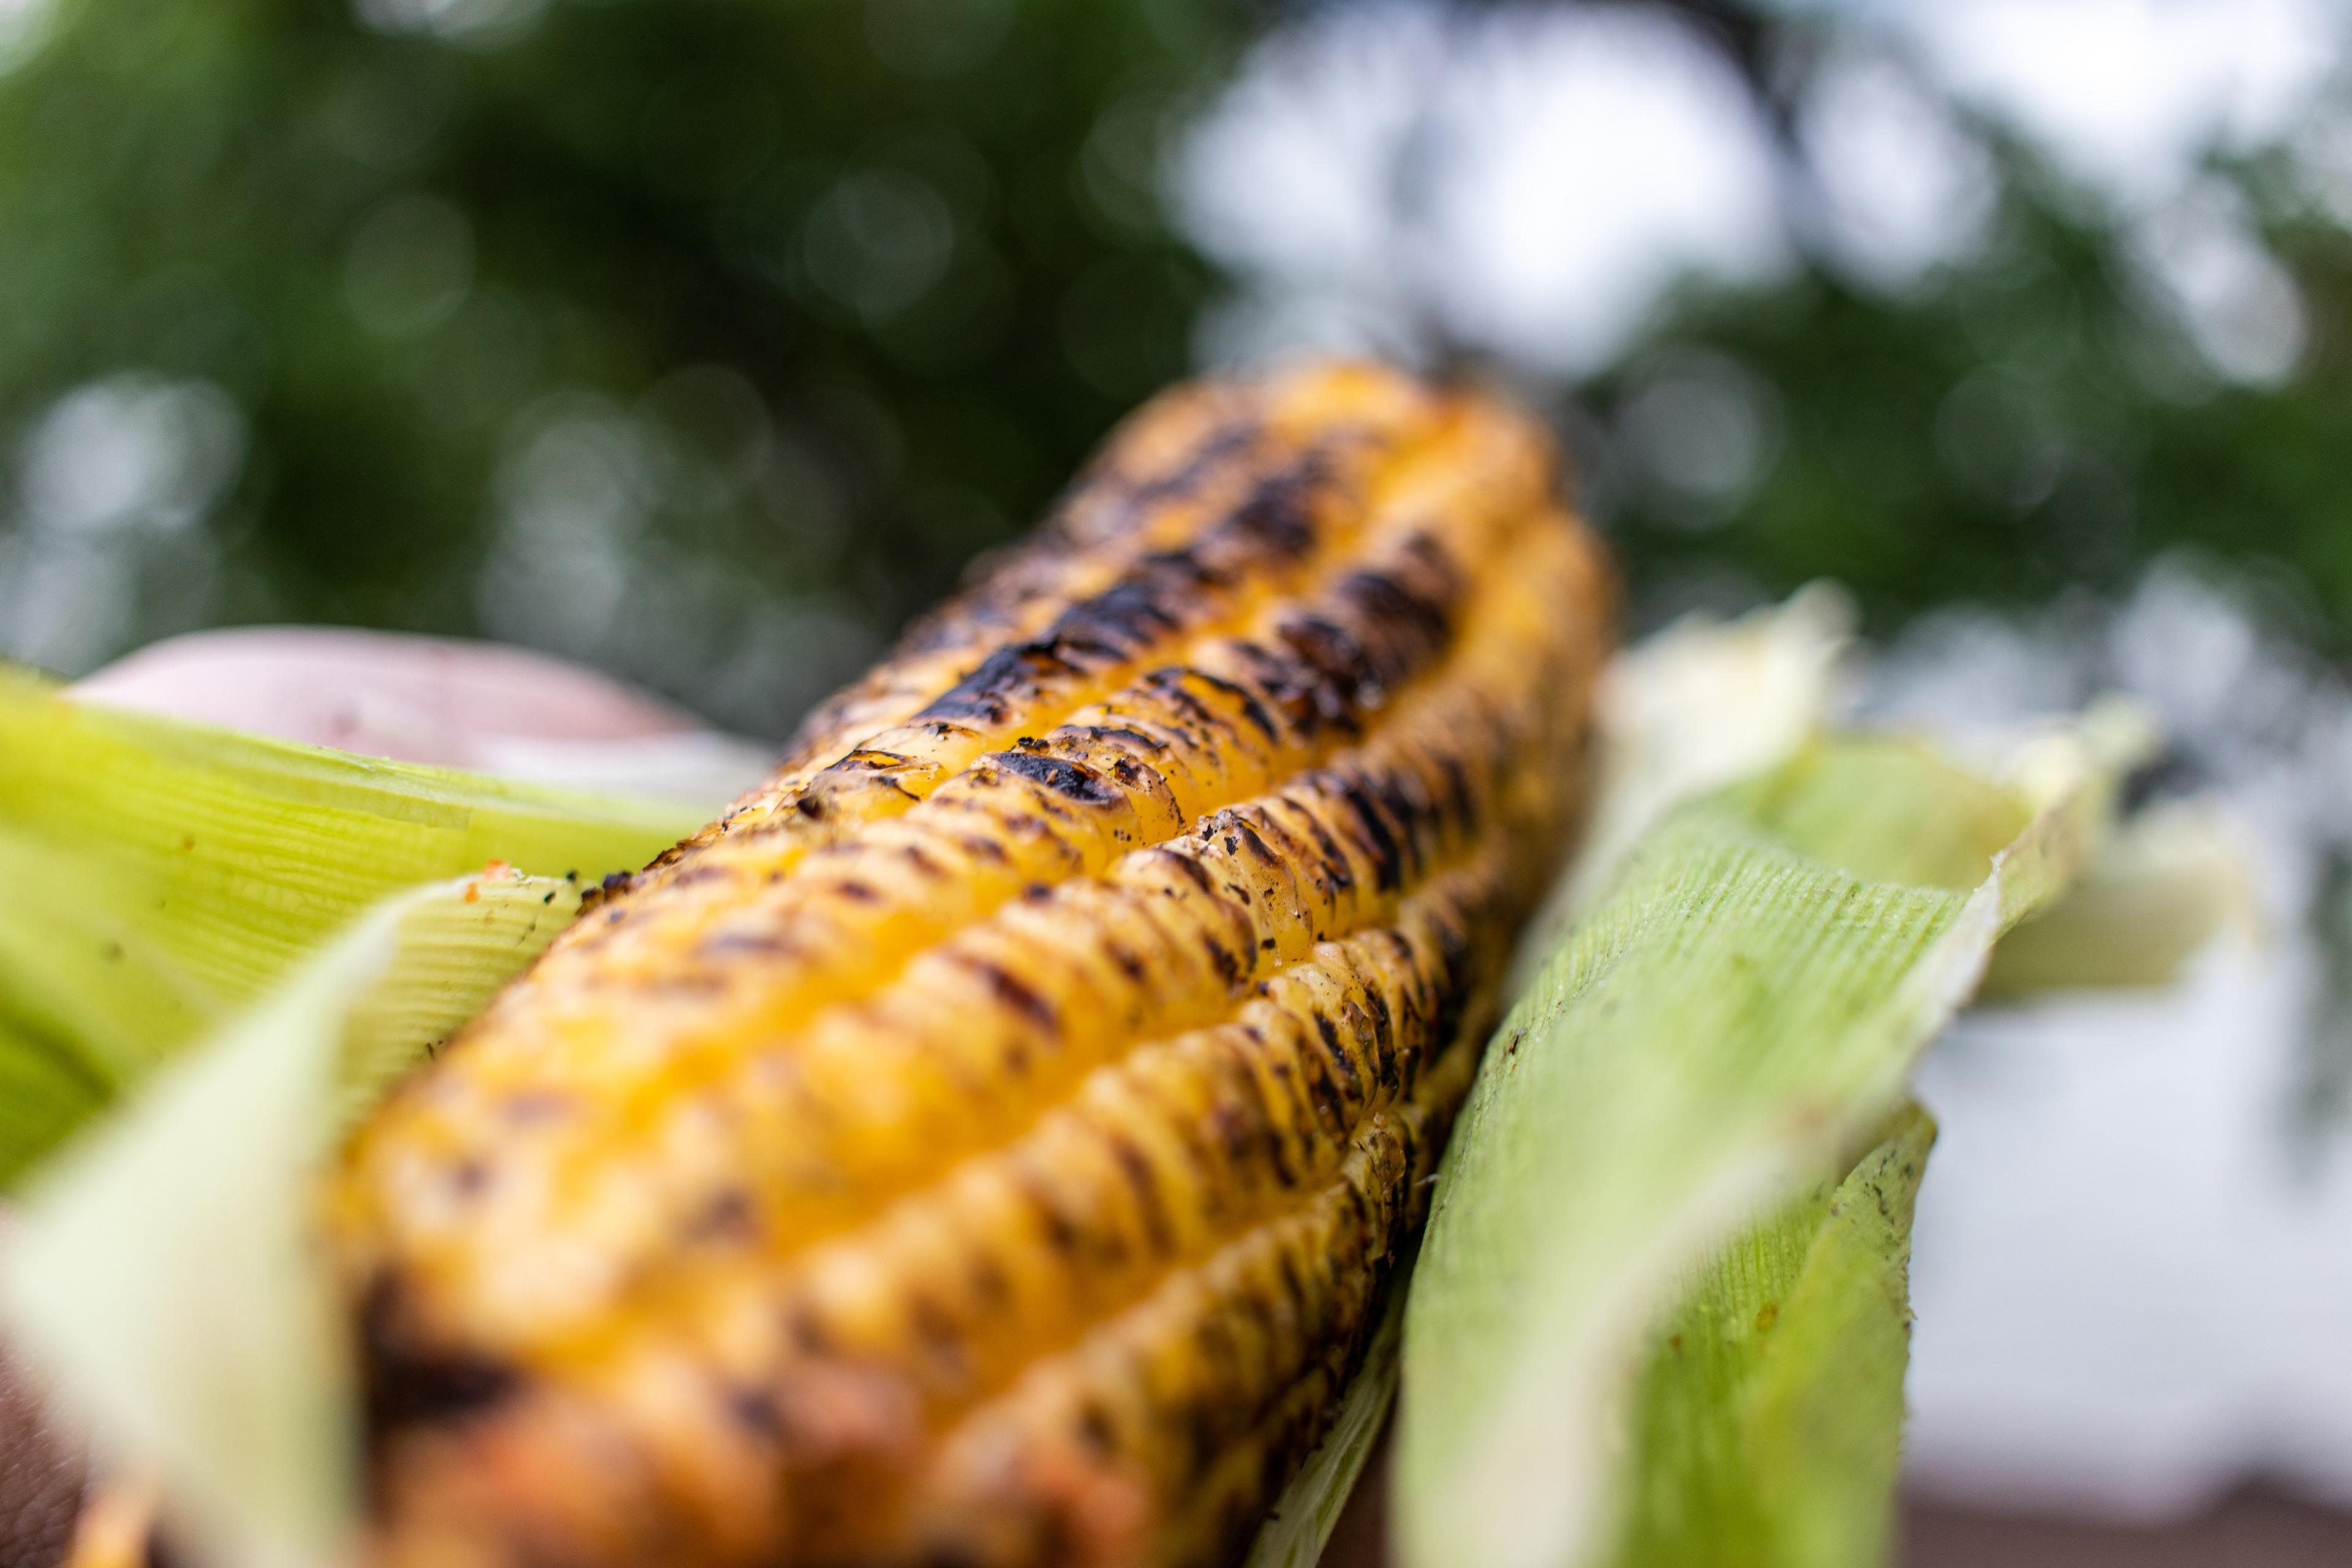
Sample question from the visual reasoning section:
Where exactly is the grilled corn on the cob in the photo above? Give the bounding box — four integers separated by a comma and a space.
329, 362, 1613, 1568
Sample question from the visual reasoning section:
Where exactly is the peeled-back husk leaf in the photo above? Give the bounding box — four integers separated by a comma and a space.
1, 872, 586, 1568
1607, 1104, 1936, 1568
1509, 584, 1853, 993
1395, 729, 2106, 1568
1983, 795, 2256, 997
1249, 607, 2218, 1568
1251, 1107, 1940, 1568
0, 666, 703, 1182
1253, 592, 1855, 1568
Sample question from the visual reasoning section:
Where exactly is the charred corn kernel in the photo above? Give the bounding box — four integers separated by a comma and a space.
330, 363, 1614, 1568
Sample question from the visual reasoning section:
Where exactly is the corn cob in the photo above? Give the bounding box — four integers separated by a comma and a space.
328, 362, 1614, 1568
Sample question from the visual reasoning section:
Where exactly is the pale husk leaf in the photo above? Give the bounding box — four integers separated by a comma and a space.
0, 667, 701, 1181
1395, 729, 2105, 1568
1, 872, 582, 1568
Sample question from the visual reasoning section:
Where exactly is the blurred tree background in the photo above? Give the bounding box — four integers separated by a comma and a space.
1586, 37, 2352, 652
0, 0, 1240, 732
4, 0, 2352, 737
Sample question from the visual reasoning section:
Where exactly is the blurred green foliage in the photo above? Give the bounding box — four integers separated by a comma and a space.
9, 0, 2352, 737
1569, 9, 2352, 650
1593, 189, 2352, 649
0, 0, 1235, 730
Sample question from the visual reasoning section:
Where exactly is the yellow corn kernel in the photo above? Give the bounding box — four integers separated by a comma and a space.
332, 361, 1613, 1568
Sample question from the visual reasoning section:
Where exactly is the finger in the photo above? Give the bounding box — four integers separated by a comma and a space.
72, 628, 775, 804
73, 628, 703, 760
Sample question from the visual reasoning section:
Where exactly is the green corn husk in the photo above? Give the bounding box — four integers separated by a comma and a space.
1606, 1105, 1936, 1568
1395, 729, 2107, 1568
1256, 592, 1867, 1568
1983, 796, 2253, 997
1247, 607, 2228, 1568
0, 667, 704, 1182
3, 871, 590, 1568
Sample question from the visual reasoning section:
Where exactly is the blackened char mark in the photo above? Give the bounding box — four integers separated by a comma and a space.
835, 748, 914, 771
990, 750, 1123, 809
1311, 1008, 1365, 1108
1362, 989, 1403, 1095
577, 868, 634, 916
1080, 724, 1169, 753
1123, 417, 1264, 510
950, 952, 1060, 1036
1329, 770, 1409, 893
882, 418, 1255, 666
1370, 762, 1439, 887
911, 560, 1205, 728
1217, 454, 1328, 563
1156, 849, 1218, 897
1224, 815, 1282, 867
1140, 668, 1253, 752
360, 1276, 521, 1444
1423, 900, 1478, 1053
1291, 544, 1461, 704
892, 545, 1050, 657
1054, 415, 1265, 548
1106, 1133, 1177, 1259
1228, 533, 1463, 742
1277, 616, 1378, 728
1298, 1045, 1349, 1136
1042, 552, 1216, 667
911, 447, 1345, 729
1182, 668, 1282, 744
918, 642, 1087, 727
1436, 750, 1479, 837
1281, 798, 1357, 899
902, 416, 1257, 661
1337, 560, 1458, 671
804, 748, 925, 807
